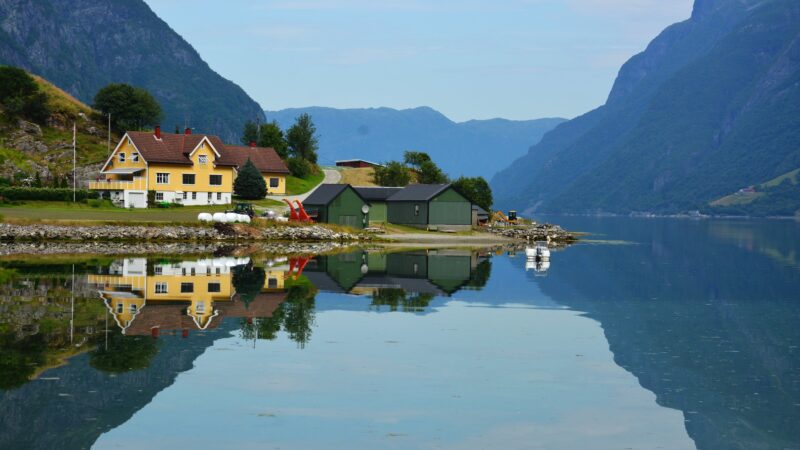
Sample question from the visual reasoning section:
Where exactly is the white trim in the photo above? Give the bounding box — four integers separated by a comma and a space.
100, 133, 149, 172
189, 136, 221, 158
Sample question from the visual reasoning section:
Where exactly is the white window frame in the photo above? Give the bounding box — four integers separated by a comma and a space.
182, 173, 195, 185
155, 192, 164, 201
217, 192, 222, 200
209, 174, 222, 186
198, 155, 208, 165
155, 282, 168, 294
208, 282, 221, 293
119, 152, 126, 163
131, 152, 139, 162
154, 266, 163, 275
192, 192, 197, 200
156, 173, 169, 184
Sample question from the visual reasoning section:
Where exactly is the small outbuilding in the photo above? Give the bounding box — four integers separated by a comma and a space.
335, 159, 384, 169
353, 187, 403, 224
472, 204, 490, 226
302, 184, 370, 229
386, 184, 472, 230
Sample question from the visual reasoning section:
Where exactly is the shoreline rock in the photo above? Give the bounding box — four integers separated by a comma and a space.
0, 223, 369, 243
485, 223, 578, 244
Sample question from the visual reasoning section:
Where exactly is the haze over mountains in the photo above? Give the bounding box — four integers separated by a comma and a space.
267, 107, 565, 177
0, 0, 264, 142
493, 0, 800, 216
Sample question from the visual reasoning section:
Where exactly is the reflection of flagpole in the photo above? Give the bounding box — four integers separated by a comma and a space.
70, 264, 75, 344
105, 307, 108, 351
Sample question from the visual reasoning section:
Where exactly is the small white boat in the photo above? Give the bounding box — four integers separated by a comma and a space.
525, 242, 551, 261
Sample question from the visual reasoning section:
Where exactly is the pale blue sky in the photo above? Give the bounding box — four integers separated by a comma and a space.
144, 0, 693, 121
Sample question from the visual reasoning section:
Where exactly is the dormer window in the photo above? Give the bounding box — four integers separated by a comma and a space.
198, 155, 208, 165
132, 152, 139, 162
119, 152, 126, 163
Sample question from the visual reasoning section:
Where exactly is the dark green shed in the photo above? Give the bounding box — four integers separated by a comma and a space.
303, 184, 369, 229
386, 184, 472, 230
353, 187, 403, 224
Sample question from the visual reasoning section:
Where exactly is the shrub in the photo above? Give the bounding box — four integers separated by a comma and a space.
287, 156, 312, 178
87, 199, 102, 208
0, 187, 98, 202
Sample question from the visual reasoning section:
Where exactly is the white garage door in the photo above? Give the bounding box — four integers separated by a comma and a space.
128, 192, 146, 208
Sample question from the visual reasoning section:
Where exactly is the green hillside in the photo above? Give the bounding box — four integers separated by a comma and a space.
0, 69, 112, 185
492, 0, 800, 217
710, 168, 800, 217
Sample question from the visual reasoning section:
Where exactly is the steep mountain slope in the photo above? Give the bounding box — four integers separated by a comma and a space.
0, 0, 264, 142
492, 0, 800, 216
267, 106, 565, 177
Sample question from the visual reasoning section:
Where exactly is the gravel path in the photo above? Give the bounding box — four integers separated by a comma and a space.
266, 168, 341, 205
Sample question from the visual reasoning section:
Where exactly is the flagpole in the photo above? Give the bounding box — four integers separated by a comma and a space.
72, 122, 77, 202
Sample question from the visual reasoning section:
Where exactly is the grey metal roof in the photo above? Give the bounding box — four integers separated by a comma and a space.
387, 184, 451, 202
353, 187, 403, 201
302, 184, 349, 205
472, 204, 489, 215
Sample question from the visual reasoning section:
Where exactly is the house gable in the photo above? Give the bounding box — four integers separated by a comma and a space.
101, 133, 148, 172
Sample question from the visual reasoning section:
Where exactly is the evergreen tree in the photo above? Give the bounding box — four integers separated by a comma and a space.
286, 113, 319, 164
258, 121, 289, 158
234, 158, 267, 199
241, 120, 258, 145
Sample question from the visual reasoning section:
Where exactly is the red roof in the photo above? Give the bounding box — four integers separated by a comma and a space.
125, 131, 288, 173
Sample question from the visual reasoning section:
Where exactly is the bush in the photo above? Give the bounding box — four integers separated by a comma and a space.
0, 187, 98, 202
287, 156, 312, 178
87, 199, 102, 208
0, 66, 51, 124
234, 158, 267, 199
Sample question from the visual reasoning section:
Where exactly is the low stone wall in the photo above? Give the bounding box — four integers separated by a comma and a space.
0, 241, 352, 256
0, 223, 368, 243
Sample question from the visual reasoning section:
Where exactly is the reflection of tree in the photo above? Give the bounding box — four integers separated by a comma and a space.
0, 333, 46, 389
232, 263, 266, 306
371, 288, 434, 312
466, 259, 492, 289
237, 277, 317, 347
283, 279, 317, 347
89, 333, 158, 374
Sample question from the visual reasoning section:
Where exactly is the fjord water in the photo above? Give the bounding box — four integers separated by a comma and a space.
0, 218, 798, 450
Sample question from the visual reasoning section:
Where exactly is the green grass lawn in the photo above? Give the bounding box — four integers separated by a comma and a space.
0, 201, 231, 222
286, 171, 325, 195
234, 197, 285, 208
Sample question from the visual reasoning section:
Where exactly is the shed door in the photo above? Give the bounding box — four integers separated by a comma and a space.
128, 192, 146, 208
339, 215, 358, 228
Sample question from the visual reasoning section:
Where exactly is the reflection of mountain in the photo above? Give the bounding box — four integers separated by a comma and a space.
530, 219, 800, 450
305, 250, 488, 298
0, 323, 234, 450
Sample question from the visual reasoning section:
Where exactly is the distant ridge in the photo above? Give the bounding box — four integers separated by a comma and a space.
267, 106, 565, 177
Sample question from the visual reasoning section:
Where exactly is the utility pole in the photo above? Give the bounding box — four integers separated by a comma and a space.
72, 122, 77, 202
107, 112, 112, 155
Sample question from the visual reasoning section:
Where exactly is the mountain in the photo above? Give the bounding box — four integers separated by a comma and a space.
492, 0, 800, 216
0, 0, 264, 143
267, 106, 565, 177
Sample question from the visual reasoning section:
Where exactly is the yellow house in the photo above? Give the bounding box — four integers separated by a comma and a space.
88, 257, 239, 334
90, 127, 288, 208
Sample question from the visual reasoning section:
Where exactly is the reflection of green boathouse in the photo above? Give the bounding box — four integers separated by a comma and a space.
305, 250, 484, 296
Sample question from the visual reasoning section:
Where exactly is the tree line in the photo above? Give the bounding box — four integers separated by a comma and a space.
373, 151, 493, 211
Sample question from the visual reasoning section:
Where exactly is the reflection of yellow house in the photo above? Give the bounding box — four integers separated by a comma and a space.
89, 127, 289, 208
88, 257, 243, 334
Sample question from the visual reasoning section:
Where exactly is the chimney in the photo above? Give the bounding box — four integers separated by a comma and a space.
184, 127, 192, 135
154, 125, 161, 139
249, 141, 256, 148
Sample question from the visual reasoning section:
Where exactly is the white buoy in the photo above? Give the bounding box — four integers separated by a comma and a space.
198, 213, 213, 222
212, 212, 226, 223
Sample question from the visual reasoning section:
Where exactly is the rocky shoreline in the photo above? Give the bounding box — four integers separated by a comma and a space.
486, 223, 578, 244
0, 223, 367, 242
0, 241, 352, 257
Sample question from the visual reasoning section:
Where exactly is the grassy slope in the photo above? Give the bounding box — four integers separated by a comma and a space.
0, 201, 231, 222
286, 171, 325, 195
339, 167, 377, 186
709, 168, 800, 215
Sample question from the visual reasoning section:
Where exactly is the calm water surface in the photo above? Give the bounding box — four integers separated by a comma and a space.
0, 217, 798, 449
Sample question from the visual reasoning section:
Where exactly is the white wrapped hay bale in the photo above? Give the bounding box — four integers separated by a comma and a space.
198, 213, 213, 222
212, 212, 227, 223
